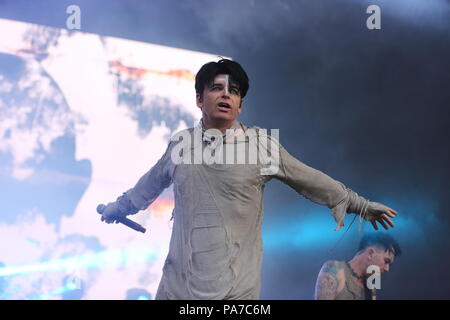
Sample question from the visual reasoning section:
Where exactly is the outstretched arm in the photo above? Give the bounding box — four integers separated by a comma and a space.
101, 141, 175, 223
314, 261, 342, 300
265, 136, 397, 230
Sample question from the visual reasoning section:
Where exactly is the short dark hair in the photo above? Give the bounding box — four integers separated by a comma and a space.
195, 58, 249, 98
358, 232, 402, 257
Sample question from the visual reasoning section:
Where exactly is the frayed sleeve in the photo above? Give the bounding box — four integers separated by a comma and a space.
262, 134, 368, 230
124, 141, 175, 211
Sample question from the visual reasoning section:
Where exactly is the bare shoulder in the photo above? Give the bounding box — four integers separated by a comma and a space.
320, 260, 345, 273
314, 260, 346, 300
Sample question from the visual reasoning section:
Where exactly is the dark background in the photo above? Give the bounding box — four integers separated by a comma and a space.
1, 0, 449, 299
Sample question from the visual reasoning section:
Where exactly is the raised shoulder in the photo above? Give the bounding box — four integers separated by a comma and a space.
245, 125, 278, 139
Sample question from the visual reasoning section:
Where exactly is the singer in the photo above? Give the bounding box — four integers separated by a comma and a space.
99, 59, 397, 300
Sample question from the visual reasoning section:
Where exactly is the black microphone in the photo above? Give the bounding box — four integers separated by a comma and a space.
97, 204, 146, 233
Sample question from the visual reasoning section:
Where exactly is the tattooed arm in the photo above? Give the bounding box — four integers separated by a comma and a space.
314, 260, 344, 300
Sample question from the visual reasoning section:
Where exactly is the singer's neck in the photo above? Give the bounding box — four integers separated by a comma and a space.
202, 117, 237, 133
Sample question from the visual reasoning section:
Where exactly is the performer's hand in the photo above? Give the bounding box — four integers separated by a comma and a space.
366, 201, 397, 230
100, 202, 122, 224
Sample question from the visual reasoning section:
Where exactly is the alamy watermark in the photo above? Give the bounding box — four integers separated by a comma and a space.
366, 265, 381, 290
367, 5, 381, 30
64, 5, 381, 33
170, 128, 281, 175
66, 5, 81, 30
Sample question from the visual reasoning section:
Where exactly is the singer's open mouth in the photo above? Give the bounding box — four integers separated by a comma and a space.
217, 102, 231, 111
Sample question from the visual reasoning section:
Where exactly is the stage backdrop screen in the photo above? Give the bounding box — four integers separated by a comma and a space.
0, 18, 221, 300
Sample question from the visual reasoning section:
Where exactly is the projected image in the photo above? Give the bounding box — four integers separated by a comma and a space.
0, 18, 218, 299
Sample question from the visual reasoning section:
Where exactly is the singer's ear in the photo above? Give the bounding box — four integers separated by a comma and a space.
237, 99, 243, 114
196, 93, 203, 108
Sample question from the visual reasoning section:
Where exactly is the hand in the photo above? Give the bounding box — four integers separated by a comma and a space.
100, 202, 122, 224
366, 201, 398, 230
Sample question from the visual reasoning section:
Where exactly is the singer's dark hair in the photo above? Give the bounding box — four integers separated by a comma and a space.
358, 232, 402, 257
195, 58, 249, 99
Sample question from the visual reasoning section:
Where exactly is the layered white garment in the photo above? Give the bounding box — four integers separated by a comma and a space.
122, 121, 371, 299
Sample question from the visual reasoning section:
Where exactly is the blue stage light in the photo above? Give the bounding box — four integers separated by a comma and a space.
0, 248, 159, 277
